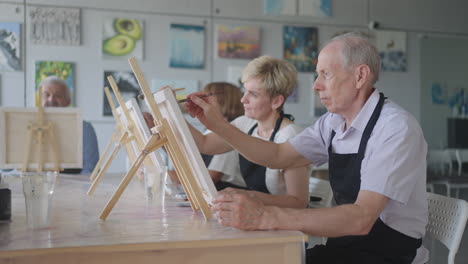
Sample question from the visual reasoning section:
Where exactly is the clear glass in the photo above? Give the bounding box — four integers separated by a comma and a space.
143, 165, 167, 205
21, 171, 58, 229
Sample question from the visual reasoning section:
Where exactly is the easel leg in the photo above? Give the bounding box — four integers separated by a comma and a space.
22, 128, 34, 172
99, 135, 167, 220
90, 130, 120, 181
47, 123, 61, 172
87, 132, 127, 196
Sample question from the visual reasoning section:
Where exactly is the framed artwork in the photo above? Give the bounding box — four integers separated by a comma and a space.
30, 7, 80, 45
35, 61, 75, 107
376, 30, 407, 72
169, 24, 205, 69
298, 0, 332, 17
0, 22, 21, 71
283, 25, 318, 72
103, 70, 140, 116
0, 107, 82, 170
216, 24, 260, 59
263, 0, 296, 15
102, 18, 144, 59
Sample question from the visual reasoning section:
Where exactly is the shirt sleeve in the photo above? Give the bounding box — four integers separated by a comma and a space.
82, 121, 99, 174
360, 114, 427, 205
289, 114, 330, 167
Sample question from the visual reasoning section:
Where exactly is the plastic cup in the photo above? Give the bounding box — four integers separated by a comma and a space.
21, 171, 58, 229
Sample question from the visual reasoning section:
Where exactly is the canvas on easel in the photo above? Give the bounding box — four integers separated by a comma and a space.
0, 107, 82, 171
97, 57, 216, 221
153, 89, 217, 204
117, 98, 165, 173
88, 86, 137, 190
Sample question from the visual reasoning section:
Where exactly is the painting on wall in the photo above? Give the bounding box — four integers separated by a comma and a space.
0, 22, 21, 71
169, 24, 205, 69
103, 71, 140, 116
216, 24, 260, 59
35, 61, 75, 107
283, 26, 318, 72
151, 79, 199, 101
102, 18, 144, 59
298, 0, 332, 17
376, 30, 407, 72
264, 0, 296, 15
431, 81, 446, 105
30, 7, 80, 45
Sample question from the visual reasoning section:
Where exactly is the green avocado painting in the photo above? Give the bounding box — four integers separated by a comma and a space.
102, 18, 143, 59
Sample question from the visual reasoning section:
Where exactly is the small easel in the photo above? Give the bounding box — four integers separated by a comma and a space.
22, 86, 60, 172
87, 86, 138, 194
98, 57, 212, 221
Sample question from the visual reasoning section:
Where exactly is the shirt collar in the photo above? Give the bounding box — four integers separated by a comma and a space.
329, 89, 380, 135
350, 89, 380, 133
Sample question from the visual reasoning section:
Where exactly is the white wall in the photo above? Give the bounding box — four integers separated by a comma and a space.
1, 0, 467, 172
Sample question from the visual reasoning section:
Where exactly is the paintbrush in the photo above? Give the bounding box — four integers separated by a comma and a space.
177, 91, 224, 103
137, 87, 185, 100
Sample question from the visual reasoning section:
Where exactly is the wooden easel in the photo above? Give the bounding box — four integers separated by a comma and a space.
87, 86, 138, 194
98, 57, 212, 221
22, 86, 60, 172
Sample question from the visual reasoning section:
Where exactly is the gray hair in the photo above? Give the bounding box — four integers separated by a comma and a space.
39, 75, 71, 101
327, 32, 380, 84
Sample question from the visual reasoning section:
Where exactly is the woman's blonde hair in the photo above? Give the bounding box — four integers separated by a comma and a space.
241, 55, 297, 111
203, 82, 244, 121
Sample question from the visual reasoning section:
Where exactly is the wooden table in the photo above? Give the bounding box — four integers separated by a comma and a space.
0, 174, 305, 264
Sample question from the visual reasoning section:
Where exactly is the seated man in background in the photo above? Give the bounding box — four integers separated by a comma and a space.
40, 76, 99, 174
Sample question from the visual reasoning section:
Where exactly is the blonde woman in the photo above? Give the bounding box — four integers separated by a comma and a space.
187, 56, 309, 208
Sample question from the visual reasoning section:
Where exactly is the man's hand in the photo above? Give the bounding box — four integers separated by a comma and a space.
185, 92, 227, 132
211, 188, 269, 230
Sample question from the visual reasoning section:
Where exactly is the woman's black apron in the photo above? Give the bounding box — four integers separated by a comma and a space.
233, 112, 292, 193
306, 93, 422, 264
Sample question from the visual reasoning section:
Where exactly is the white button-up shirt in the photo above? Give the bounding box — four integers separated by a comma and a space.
290, 89, 428, 239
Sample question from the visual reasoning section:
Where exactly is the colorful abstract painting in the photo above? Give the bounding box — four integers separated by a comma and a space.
30, 7, 80, 45
169, 24, 204, 69
102, 71, 140, 116
298, 0, 332, 17
35, 61, 75, 107
217, 24, 260, 59
283, 26, 318, 72
0, 22, 21, 71
376, 30, 407, 72
264, 0, 296, 15
102, 18, 144, 60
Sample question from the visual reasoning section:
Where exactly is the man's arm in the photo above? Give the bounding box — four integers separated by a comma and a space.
186, 120, 233, 155
187, 95, 311, 169
212, 190, 389, 237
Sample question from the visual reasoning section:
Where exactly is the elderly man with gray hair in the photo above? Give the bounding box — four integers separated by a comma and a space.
40, 76, 99, 174
186, 32, 429, 263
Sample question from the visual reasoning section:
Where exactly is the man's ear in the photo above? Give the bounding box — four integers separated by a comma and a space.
355, 64, 371, 89
271, 95, 285, 111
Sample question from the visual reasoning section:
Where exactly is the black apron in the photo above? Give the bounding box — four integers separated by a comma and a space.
237, 112, 293, 193
306, 93, 422, 264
